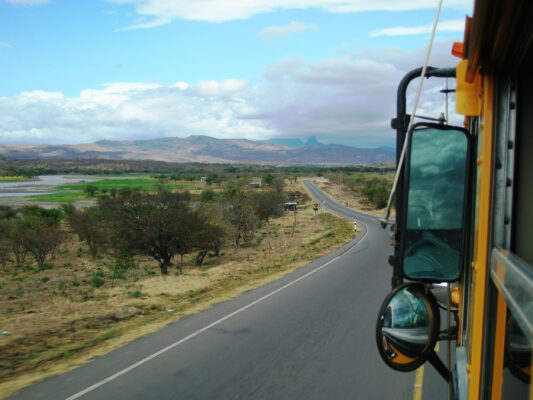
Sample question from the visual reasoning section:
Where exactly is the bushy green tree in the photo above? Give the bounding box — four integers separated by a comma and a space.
84, 184, 98, 197
101, 188, 196, 275
200, 189, 216, 202
250, 191, 284, 224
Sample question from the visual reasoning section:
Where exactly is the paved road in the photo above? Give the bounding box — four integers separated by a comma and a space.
10, 180, 421, 400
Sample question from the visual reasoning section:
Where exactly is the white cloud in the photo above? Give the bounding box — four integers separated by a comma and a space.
117, 16, 171, 30
188, 79, 248, 97
0, 79, 272, 145
257, 21, 318, 40
0, 41, 463, 148
107, 0, 473, 25
0, 42, 12, 47
370, 19, 465, 37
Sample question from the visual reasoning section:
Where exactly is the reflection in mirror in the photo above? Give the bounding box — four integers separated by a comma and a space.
402, 125, 469, 281
506, 314, 532, 384
376, 283, 439, 371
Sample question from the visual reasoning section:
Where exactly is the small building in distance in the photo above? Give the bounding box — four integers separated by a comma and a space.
284, 202, 298, 211
250, 178, 262, 188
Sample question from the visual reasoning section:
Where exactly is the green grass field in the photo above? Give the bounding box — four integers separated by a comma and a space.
27, 176, 203, 203
28, 192, 89, 203
57, 178, 165, 191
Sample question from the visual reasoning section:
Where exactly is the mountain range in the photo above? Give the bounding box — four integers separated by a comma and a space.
0, 136, 395, 165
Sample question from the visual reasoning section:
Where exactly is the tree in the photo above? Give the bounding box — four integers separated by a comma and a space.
365, 186, 389, 209
263, 173, 274, 186
102, 188, 195, 275
250, 191, 284, 224
21, 205, 63, 226
200, 189, 215, 202
222, 189, 259, 248
0, 220, 12, 271
0, 205, 16, 220
9, 221, 29, 264
271, 177, 286, 193
107, 253, 136, 287
193, 206, 229, 265
62, 204, 109, 259
24, 224, 64, 268
15, 212, 64, 268
84, 185, 98, 197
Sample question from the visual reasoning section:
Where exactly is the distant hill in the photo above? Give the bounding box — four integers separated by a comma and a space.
378, 146, 396, 154
266, 136, 324, 148
0, 135, 395, 165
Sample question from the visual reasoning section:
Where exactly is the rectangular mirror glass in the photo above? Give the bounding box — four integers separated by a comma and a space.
401, 123, 470, 281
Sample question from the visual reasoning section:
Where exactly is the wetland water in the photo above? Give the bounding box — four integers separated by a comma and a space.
0, 175, 99, 207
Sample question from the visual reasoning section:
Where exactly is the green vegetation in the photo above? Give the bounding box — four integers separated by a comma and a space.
56, 177, 178, 192
27, 177, 202, 203
326, 171, 394, 209
0, 176, 34, 182
29, 192, 88, 203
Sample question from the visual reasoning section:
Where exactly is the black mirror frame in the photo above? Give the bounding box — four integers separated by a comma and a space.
398, 122, 472, 283
375, 282, 441, 372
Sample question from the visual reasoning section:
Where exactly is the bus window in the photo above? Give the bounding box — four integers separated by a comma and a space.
502, 309, 531, 398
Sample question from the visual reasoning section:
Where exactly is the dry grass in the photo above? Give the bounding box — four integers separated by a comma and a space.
0, 180, 355, 398
314, 178, 396, 218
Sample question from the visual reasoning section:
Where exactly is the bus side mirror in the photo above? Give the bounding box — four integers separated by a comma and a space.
399, 123, 471, 282
376, 283, 440, 371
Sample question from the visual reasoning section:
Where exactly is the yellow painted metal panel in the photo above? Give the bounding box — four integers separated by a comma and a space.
456, 60, 482, 116
468, 69, 494, 400
490, 290, 507, 399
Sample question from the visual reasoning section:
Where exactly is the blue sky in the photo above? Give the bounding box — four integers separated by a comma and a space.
0, 0, 473, 148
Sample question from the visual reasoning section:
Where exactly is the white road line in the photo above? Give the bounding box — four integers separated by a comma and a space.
65, 225, 369, 400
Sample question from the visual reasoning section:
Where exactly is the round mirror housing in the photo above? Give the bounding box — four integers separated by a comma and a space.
376, 282, 440, 371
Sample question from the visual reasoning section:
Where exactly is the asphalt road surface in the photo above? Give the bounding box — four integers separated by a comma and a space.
9, 179, 446, 400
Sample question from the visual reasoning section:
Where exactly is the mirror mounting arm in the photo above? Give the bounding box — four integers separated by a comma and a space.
427, 351, 451, 383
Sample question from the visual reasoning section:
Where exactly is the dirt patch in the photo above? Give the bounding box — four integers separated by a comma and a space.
0, 180, 355, 398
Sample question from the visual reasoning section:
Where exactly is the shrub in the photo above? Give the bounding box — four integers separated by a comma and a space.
38, 263, 54, 271
91, 277, 104, 288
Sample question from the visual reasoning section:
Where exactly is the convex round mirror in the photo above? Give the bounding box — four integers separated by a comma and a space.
376, 283, 440, 371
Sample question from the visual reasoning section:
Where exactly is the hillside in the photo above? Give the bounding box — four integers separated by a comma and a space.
0, 135, 394, 165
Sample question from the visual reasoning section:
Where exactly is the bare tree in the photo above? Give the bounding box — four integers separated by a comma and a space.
9, 222, 29, 264
24, 225, 64, 268
271, 177, 286, 193
222, 189, 259, 248
0, 220, 11, 271
62, 204, 109, 259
